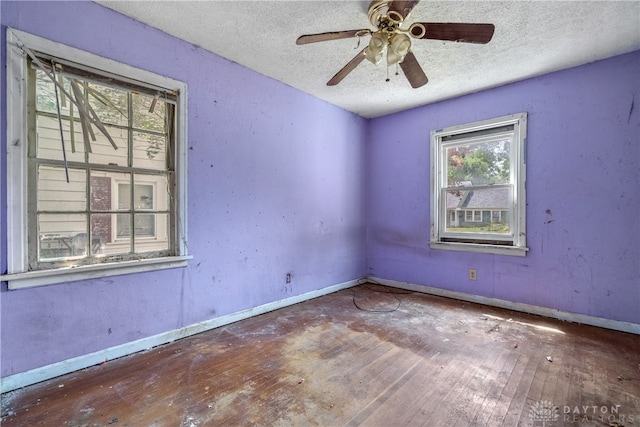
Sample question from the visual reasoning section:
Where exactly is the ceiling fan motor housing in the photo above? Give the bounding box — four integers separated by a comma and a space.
368, 0, 392, 27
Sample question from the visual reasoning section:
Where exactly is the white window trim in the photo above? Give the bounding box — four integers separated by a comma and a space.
2, 28, 190, 290
430, 112, 528, 256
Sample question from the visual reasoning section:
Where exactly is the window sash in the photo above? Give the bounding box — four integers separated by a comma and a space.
440, 183, 514, 242
4, 28, 189, 289
29, 65, 174, 268
439, 131, 516, 242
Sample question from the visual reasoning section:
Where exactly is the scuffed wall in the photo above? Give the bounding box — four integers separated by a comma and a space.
0, 1, 367, 377
367, 51, 640, 324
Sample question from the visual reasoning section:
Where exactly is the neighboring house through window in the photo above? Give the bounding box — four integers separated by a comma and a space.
3, 29, 189, 289
430, 113, 528, 256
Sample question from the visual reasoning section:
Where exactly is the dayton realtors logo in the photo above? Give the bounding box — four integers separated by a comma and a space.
530, 401, 636, 425
529, 401, 559, 426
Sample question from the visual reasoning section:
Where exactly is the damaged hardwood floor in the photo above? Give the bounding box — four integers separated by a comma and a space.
2, 284, 639, 426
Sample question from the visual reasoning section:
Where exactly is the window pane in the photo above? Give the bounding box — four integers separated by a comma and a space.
118, 180, 157, 211
133, 131, 167, 170
445, 138, 511, 187
37, 166, 86, 212
135, 175, 169, 211
90, 213, 112, 247
87, 82, 128, 127
132, 93, 166, 132
121, 183, 154, 210
35, 69, 78, 118
135, 213, 169, 253
118, 183, 131, 211
87, 124, 128, 166
134, 184, 154, 210
35, 69, 58, 115
116, 213, 130, 237
93, 213, 131, 255
116, 213, 157, 237
445, 188, 511, 234
134, 213, 155, 237
38, 213, 87, 261
90, 171, 129, 211
36, 114, 85, 163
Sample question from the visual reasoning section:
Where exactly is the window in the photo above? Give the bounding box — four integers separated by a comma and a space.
3, 29, 189, 289
464, 210, 482, 222
430, 113, 527, 256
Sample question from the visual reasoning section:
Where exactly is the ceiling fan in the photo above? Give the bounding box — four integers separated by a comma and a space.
296, 0, 495, 88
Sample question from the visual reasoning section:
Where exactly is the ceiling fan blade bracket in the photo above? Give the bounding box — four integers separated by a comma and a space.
408, 23, 426, 39
387, 10, 404, 24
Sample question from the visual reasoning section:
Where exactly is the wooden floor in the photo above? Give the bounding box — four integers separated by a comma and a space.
2, 284, 639, 426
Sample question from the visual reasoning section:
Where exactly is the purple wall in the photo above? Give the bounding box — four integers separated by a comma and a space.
0, 1, 367, 377
2, 0, 638, 382
367, 51, 640, 324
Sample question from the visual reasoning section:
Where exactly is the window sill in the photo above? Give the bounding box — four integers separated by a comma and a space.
429, 241, 528, 257
1, 255, 192, 290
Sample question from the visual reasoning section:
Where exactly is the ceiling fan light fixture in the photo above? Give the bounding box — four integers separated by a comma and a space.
386, 51, 401, 66
365, 32, 388, 64
390, 33, 411, 56
387, 33, 410, 65
365, 48, 383, 65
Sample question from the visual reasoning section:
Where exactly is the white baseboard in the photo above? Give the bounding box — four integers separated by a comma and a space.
368, 276, 640, 335
0, 279, 358, 394
4, 276, 637, 394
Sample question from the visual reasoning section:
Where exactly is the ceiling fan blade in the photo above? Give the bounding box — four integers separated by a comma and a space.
388, 0, 420, 20
296, 29, 371, 45
415, 23, 495, 44
399, 51, 428, 88
327, 48, 367, 86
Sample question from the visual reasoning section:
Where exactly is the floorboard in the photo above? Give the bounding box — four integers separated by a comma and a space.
2, 284, 639, 426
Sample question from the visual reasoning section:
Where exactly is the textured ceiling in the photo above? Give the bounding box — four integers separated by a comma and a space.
96, 1, 640, 118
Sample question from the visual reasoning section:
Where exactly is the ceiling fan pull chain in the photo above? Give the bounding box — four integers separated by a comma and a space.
386, 64, 390, 82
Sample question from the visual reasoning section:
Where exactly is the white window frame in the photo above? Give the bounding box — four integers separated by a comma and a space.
2, 28, 190, 289
430, 113, 528, 256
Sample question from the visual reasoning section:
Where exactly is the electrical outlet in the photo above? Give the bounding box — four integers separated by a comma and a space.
286, 273, 292, 284
468, 269, 477, 281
